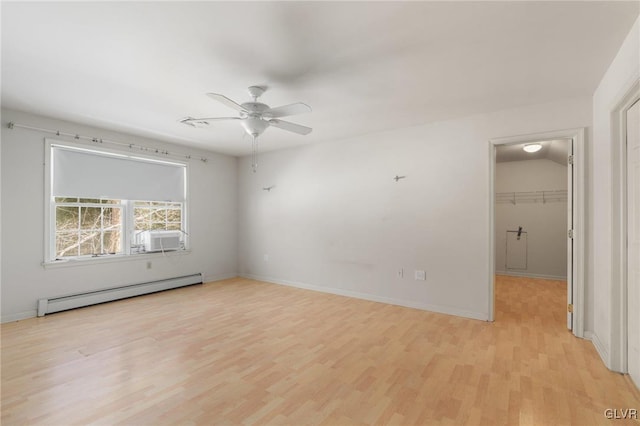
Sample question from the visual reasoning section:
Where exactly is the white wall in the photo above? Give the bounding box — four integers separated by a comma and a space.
495, 159, 568, 279
237, 96, 591, 321
591, 16, 640, 370
0, 109, 238, 322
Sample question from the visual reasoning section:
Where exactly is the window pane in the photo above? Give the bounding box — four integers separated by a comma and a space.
56, 206, 79, 230
102, 207, 122, 229
79, 231, 101, 256
166, 223, 181, 231
78, 198, 101, 204
134, 207, 151, 220
134, 208, 150, 230
135, 201, 151, 207
80, 207, 102, 229
54, 197, 78, 203
56, 231, 78, 258
166, 209, 181, 222
151, 222, 166, 230
103, 231, 121, 254
101, 199, 121, 204
151, 209, 166, 223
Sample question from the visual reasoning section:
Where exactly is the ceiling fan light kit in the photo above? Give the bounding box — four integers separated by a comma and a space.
241, 117, 270, 138
181, 86, 312, 172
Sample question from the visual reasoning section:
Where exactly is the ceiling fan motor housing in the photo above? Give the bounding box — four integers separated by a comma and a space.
240, 102, 270, 115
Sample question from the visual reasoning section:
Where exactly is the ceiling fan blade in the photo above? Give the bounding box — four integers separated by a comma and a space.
268, 119, 312, 135
206, 93, 248, 113
193, 117, 241, 121
263, 102, 311, 118
179, 117, 207, 127
180, 116, 240, 127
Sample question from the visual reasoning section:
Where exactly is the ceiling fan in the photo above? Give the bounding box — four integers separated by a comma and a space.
180, 86, 311, 172
180, 85, 312, 138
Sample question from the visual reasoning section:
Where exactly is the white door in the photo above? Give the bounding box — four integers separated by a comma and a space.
567, 139, 574, 330
627, 99, 640, 388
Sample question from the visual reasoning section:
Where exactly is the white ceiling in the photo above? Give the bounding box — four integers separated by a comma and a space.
2, 1, 638, 156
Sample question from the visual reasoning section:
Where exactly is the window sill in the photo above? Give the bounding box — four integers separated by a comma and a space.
42, 249, 191, 269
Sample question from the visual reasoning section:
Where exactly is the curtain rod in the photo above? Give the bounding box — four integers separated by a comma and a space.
7, 121, 209, 163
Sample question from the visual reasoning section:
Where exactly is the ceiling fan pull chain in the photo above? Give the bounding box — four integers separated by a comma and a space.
251, 136, 258, 173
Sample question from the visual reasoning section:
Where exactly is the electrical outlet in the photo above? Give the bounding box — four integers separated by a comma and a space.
415, 270, 426, 281
397, 268, 404, 278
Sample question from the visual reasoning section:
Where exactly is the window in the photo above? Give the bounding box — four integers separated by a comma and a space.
54, 198, 123, 258
47, 142, 187, 261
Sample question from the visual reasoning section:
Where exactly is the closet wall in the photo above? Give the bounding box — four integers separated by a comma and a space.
495, 158, 568, 279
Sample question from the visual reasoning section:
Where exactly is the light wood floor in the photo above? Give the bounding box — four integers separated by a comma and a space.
2, 276, 639, 425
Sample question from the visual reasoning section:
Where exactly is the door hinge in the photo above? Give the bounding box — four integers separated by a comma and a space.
567, 303, 573, 313
568, 229, 574, 239
568, 154, 574, 165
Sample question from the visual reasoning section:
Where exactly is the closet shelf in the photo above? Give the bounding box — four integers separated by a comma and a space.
496, 190, 567, 204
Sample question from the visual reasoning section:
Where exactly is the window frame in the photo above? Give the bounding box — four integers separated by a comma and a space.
53, 198, 125, 258
44, 139, 190, 264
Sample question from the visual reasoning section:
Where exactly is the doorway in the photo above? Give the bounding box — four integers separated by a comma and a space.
494, 139, 571, 327
610, 81, 639, 377
488, 128, 585, 338
625, 98, 639, 387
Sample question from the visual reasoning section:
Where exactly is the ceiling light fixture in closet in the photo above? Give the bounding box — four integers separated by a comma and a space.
523, 143, 542, 153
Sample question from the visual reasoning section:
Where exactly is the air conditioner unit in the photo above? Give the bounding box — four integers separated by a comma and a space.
142, 230, 182, 252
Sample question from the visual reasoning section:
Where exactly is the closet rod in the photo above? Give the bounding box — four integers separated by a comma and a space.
496, 190, 567, 204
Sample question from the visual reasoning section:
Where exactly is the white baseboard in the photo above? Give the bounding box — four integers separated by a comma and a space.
496, 271, 567, 281
239, 273, 489, 321
37, 274, 204, 317
1, 272, 236, 324
2, 309, 38, 323
585, 331, 611, 370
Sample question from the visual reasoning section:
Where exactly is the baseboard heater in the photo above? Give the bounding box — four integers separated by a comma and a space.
37, 273, 203, 317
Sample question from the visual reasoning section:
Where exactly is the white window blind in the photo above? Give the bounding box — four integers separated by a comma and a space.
52, 146, 186, 202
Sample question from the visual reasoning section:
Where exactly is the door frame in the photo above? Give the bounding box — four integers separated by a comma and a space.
488, 128, 586, 338
611, 80, 640, 373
